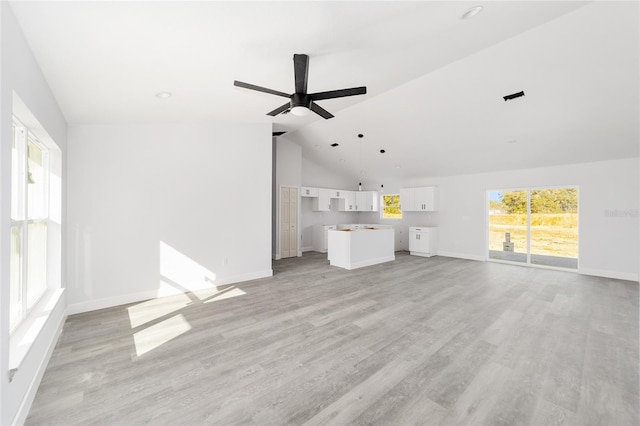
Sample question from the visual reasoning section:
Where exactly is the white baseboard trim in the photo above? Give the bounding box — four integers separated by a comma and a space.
67, 269, 274, 315
216, 269, 273, 286
331, 255, 395, 270
579, 268, 639, 282
436, 252, 637, 281
409, 251, 436, 258
437, 251, 485, 262
13, 302, 67, 426
67, 290, 158, 315
301, 246, 314, 252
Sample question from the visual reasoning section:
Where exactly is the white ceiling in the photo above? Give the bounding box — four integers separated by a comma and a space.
9, 1, 639, 182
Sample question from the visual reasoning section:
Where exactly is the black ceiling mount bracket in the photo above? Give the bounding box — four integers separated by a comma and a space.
503, 91, 525, 101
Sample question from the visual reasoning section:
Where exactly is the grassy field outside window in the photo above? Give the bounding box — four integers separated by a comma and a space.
382, 194, 402, 219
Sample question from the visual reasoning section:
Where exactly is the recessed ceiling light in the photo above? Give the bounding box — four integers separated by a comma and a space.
155, 91, 172, 99
331, 143, 339, 147
461, 5, 483, 20
379, 149, 386, 154
357, 134, 364, 138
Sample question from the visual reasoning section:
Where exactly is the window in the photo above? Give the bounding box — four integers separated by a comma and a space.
10, 118, 50, 331
382, 194, 402, 219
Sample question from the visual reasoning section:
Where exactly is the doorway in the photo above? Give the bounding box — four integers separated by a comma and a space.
487, 187, 578, 269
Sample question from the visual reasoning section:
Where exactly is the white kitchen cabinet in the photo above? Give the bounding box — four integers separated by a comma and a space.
313, 225, 336, 253
355, 191, 379, 212
399, 188, 415, 211
400, 186, 437, 211
409, 226, 437, 257
312, 188, 331, 211
329, 189, 346, 199
415, 186, 436, 211
339, 191, 357, 211
328, 228, 395, 270
301, 187, 319, 197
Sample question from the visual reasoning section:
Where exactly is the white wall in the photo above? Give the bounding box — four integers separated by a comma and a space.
275, 137, 302, 188
404, 158, 638, 280
302, 157, 639, 280
66, 122, 272, 312
273, 137, 302, 258
0, 3, 68, 424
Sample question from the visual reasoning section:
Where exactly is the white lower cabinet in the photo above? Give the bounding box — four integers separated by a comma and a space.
313, 225, 337, 253
409, 226, 437, 257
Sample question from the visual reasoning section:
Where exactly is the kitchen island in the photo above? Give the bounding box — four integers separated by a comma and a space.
327, 227, 395, 270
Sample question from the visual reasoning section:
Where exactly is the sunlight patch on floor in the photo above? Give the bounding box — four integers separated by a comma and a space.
127, 293, 192, 329
133, 314, 192, 357
203, 287, 246, 304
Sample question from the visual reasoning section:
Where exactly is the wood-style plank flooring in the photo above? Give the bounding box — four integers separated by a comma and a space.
26, 252, 639, 425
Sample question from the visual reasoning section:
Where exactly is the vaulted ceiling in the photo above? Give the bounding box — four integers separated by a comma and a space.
10, 1, 639, 181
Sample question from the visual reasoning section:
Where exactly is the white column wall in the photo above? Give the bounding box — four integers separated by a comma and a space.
0, 3, 68, 424
66, 122, 273, 311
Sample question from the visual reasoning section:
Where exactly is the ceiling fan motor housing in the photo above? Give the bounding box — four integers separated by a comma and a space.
291, 93, 311, 108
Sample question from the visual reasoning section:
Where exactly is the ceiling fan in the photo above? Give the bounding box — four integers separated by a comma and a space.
234, 54, 367, 119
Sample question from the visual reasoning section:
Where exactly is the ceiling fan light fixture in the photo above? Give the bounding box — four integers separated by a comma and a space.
461, 5, 483, 20
290, 106, 310, 116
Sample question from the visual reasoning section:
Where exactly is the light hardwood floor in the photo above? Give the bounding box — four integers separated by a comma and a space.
26, 252, 639, 425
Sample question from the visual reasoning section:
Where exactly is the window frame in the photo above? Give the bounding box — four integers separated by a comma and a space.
10, 117, 50, 332
381, 193, 402, 220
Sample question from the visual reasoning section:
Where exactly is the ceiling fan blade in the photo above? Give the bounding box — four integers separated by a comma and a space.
309, 86, 367, 101
309, 102, 334, 119
293, 54, 309, 94
234, 80, 290, 98
267, 102, 291, 116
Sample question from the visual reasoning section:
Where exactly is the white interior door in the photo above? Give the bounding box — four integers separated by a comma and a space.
280, 186, 298, 258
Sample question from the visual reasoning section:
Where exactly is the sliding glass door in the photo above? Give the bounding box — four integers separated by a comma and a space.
488, 190, 528, 263
488, 187, 578, 269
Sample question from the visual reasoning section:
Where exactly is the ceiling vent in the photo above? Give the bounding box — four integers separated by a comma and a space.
503, 91, 525, 101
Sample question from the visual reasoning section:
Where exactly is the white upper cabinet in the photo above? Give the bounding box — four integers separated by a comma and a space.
312, 188, 331, 211
401, 186, 437, 211
356, 191, 379, 212
339, 191, 357, 211
301, 187, 319, 197
415, 186, 436, 211
329, 189, 346, 199
399, 188, 415, 211
303, 187, 380, 212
